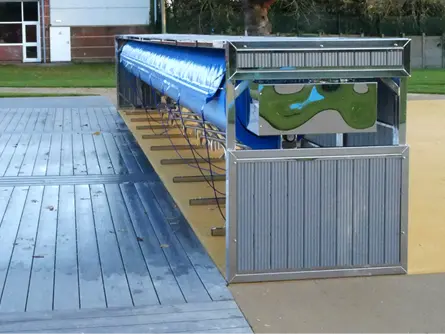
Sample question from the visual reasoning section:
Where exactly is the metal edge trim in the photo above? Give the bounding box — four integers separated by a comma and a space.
231, 69, 411, 80
231, 145, 407, 160
403, 39, 412, 76
398, 77, 409, 145
226, 144, 238, 283
233, 154, 404, 162
381, 78, 400, 95
400, 146, 410, 273
229, 266, 407, 284
235, 46, 406, 52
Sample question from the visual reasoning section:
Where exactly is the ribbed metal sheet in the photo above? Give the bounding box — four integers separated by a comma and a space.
270, 161, 288, 270
304, 134, 337, 147
237, 162, 254, 272
305, 124, 395, 148
236, 50, 404, 69
236, 156, 403, 273
346, 124, 395, 147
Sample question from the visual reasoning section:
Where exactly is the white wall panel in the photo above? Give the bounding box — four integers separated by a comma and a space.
50, 0, 150, 26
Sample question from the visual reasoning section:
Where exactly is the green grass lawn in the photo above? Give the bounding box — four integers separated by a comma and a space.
408, 69, 445, 94
0, 64, 115, 88
0, 92, 98, 98
0, 64, 445, 94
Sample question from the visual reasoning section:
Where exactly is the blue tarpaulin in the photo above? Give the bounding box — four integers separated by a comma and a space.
119, 41, 281, 149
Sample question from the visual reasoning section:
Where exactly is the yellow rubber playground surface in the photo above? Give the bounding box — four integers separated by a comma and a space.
121, 99, 445, 278
407, 99, 445, 275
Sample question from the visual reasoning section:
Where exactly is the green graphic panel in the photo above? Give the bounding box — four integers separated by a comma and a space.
254, 83, 377, 131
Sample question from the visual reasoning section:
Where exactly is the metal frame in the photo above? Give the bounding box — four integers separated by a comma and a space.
114, 34, 412, 284
248, 81, 379, 136
225, 145, 409, 283
222, 36, 411, 283
21, 1, 42, 63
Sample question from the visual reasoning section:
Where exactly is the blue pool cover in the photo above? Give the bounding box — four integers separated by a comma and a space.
119, 41, 281, 149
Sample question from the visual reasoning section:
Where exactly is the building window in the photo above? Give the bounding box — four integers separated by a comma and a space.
0, 1, 39, 45
23, 2, 38, 21
0, 24, 22, 44
0, 2, 22, 22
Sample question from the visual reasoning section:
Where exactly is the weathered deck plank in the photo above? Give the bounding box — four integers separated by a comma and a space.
53, 185, 79, 311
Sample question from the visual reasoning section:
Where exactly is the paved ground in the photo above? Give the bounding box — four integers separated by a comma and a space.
408, 93, 445, 100
0, 96, 250, 333
230, 273, 445, 333
0, 88, 117, 106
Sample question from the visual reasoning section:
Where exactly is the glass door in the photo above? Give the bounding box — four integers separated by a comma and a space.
22, 1, 41, 63
22, 22, 41, 62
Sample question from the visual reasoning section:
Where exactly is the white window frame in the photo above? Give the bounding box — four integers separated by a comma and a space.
21, 1, 41, 62
0, 1, 41, 62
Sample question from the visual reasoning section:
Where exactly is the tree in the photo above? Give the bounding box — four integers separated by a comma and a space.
244, 0, 277, 35
165, 0, 445, 36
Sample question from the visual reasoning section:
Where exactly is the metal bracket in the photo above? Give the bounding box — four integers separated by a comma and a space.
161, 158, 225, 165
142, 134, 183, 139
211, 227, 226, 237
151, 144, 202, 151
381, 78, 400, 96
189, 197, 226, 206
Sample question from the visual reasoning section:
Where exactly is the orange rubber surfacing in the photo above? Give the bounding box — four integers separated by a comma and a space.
121, 100, 445, 278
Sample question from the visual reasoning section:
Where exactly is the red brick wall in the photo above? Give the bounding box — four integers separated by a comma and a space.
70, 26, 150, 62
43, 3, 151, 63
42, 0, 50, 62
0, 46, 22, 62
16, 0, 153, 63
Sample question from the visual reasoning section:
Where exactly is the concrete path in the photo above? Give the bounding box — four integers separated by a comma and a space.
231, 273, 445, 333
408, 93, 445, 100
0, 87, 117, 105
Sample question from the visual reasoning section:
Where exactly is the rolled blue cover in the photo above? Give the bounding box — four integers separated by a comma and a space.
119, 41, 281, 149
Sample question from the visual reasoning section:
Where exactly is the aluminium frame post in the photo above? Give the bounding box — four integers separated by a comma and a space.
225, 41, 240, 281
160, 0, 167, 34
398, 77, 409, 145
225, 79, 238, 282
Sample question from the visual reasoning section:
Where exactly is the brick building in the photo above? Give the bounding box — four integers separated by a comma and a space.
0, 0, 151, 63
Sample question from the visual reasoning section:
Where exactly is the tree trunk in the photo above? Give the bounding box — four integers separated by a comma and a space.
243, 0, 276, 36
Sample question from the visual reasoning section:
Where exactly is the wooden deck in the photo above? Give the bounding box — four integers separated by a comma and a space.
0, 97, 250, 333
119, 109, 228, 274
0, 300, 251, 333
